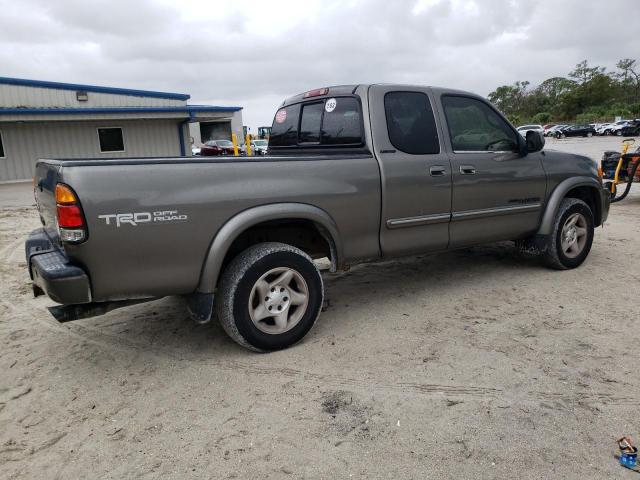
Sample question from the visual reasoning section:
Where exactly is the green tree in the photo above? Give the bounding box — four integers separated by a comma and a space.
615, 58, 640, 104
487, 81, 529, 117
486, 58, 639, 123
569, 60, 605, 84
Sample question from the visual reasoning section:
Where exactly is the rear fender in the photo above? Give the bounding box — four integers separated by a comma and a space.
196, 203, 343, 293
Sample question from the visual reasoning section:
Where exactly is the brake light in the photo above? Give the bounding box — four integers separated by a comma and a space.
57, 205, 84, 228
55, 183, 86, 242
303, 87, 329, 98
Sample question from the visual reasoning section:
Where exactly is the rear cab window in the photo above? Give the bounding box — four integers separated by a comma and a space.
269, 96, 363, 150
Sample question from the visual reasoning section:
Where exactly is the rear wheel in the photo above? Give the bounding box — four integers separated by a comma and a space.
542, 198, 594, 270
216, 242, 324, 352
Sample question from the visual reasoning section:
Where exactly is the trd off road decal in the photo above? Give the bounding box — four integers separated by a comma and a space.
98, 210, 188, 227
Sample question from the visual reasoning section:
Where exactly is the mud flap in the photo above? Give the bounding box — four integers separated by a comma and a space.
186, 293, 214, 324
517, 234, 549, 256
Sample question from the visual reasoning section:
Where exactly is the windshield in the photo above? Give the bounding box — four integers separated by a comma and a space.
216, 140, 233, 147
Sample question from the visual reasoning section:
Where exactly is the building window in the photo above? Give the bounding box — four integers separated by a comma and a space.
97, 127, 125, 153
0, 131, 5, 158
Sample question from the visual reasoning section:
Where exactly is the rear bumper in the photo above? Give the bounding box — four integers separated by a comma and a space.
26, 229, 91, 305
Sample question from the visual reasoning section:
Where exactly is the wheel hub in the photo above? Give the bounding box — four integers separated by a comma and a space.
248, 267, 309, 334
264, 284, 291, 313
561, 212, 587, 259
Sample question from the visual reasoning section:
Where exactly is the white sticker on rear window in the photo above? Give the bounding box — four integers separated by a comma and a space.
325, 98, 337, 113
275, 108, 287, 123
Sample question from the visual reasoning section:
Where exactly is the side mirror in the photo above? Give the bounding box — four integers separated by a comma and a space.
526, 130, 545, 153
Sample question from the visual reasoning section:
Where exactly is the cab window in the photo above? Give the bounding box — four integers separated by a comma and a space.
299, 103, 323, 143
384, 91, 439, 154
269, 97, 363, 148
269, 104, 301, 147
442, 95, 518, 152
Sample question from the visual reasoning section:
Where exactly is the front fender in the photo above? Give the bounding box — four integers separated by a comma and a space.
196, 203, 343, 293
537, 176, 605, 235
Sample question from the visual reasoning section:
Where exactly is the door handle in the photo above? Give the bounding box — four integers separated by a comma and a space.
459, 165, 476, 175
429, 166, 446, 176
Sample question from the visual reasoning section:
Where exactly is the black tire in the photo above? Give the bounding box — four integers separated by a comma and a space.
542, 198, 594, 270
616, 130, 622, 136
216, 242, 324, 352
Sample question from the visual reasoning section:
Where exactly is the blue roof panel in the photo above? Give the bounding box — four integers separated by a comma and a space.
0, 105, 242, 116
0, 76, 191, 101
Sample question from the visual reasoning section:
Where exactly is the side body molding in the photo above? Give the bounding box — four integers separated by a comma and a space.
197, 203, 343, 293
537, 176, 603, 235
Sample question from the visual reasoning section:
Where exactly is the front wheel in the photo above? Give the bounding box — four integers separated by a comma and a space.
616, 130, 622, 136
542, 198, 594, 270
216, 242, 324, 352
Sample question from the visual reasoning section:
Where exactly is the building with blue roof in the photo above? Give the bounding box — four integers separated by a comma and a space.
0, 77, 243, 181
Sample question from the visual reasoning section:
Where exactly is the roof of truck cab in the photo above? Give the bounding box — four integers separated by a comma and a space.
280, 85, 360, 106
279, 84, 484, 107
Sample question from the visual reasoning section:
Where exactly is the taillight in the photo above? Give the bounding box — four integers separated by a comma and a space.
55, 183, 86, 243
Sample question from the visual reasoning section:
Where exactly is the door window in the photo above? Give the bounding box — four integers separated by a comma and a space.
384, 91, 439, 154
442, 96, 518, 152
0, 131, 5, 158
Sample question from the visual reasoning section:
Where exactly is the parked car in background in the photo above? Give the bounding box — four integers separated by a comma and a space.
191, 145, 201, 156
542, 124, 556, 135
200, 139, 236, 156
595, 123, 613, 135
516, 124, 544, 137
600, 120, 630, 136
610, 120, 636, 136
251, 139, 269, 155
546, 124, 567, 136
619, 119, 640, 136
555, 124, 596, 138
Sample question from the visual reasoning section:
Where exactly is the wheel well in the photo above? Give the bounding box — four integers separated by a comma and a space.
220, 219, 335, 273
565, 186, 601, 226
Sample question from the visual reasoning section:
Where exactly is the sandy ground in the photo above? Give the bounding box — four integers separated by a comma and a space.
1, 137, 639, 479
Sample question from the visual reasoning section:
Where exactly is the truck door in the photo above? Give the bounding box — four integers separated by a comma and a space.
434, 93, 547, 248
369, 85, 452, 256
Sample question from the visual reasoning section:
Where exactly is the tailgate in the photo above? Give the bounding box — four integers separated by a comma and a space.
33, 161, 61, 244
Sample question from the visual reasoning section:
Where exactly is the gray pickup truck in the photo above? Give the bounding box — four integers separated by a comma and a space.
27, 84, 610, 351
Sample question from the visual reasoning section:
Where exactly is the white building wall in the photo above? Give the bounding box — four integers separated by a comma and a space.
0, 84, 186, 109
0, 119, 183, 181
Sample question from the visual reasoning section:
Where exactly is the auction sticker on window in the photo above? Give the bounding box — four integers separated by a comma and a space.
275, 108, 287, 123
325, 98, 337, 113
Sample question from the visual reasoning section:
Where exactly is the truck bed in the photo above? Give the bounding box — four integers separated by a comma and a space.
34, 154, 382, 302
